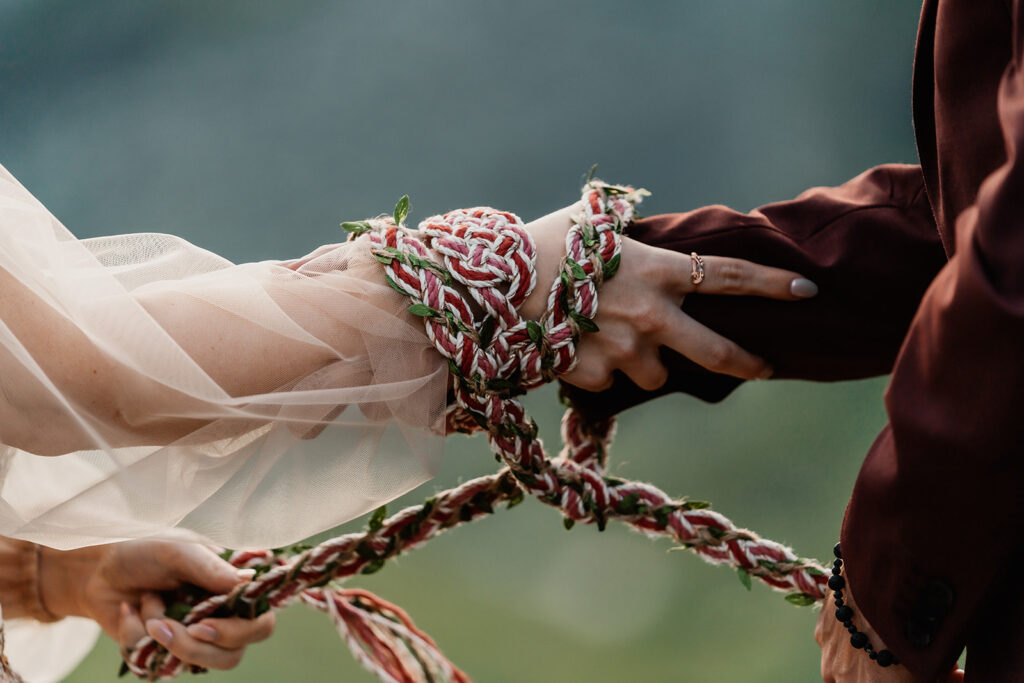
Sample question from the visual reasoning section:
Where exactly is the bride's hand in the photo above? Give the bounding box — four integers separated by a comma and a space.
39, 540, 275, 671
523, 206, 818, 391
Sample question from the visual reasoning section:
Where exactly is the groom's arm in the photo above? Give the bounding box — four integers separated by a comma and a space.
839, 5, 1024, 677
564, 163, 947, 420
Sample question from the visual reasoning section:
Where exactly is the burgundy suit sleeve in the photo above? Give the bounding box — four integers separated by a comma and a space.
841, 7, 1024, 679
564, 163, 946, 421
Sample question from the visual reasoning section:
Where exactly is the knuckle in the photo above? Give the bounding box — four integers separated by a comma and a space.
212, 650, 244, 671
254, 614, 276, 642
705, 342, 736, 372
610, 335, 640, 361
718, 261, 747, 291
637, 366, 668, 391
171, 639, 203, 665
630, 302, 663, 335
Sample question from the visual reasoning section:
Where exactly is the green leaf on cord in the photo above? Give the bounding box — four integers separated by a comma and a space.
407, 303, 438, 317
393, 195, 410, 225
479, 316, 496, 348
374, 253, 395, 264
384, 274, 407, 296
567, 258, 587, 280
737, 568, 753, 591
164, 602, 192, 622
569, 311, 599, 333
361, 558, 386, 575
683, 500, 712, 510
585, 163, 599, 185
340, 220, 371, 233
368, 505, 387, 532
785, 592, 817, 607
526, 320, 544, 346
603, 253, 621, 279
616, 492, 640, 515
563, 517, 576, 531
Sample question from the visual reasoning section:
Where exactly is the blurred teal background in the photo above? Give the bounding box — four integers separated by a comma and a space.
0, 2, 923, 681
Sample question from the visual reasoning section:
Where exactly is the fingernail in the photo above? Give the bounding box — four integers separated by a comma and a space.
119, 602, 131, 619
147, 619, 174, 646
187, 623, 219, 643
236, 568, 256, 581
790, 277, 818, 298
757, 365, 774, 380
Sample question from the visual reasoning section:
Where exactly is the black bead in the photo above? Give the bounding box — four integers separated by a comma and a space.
833, 558, 843, 569
833, 542, 842, 559
834, 598, 844, 608
847, 624, 857, 634
850, 632, 868, 649
827, 575, 846, 591
876, 650, 894, 667
833, 590, 843, 600
868, 650, 878, 659
835, 606, 853, 622
832, 566, 842, 576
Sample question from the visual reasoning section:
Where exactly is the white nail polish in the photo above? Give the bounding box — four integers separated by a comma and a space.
790, 278, 819, 298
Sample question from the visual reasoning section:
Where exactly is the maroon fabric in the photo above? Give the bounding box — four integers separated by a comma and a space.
565, 1, 1024, 679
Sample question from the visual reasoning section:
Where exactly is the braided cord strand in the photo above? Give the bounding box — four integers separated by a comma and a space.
123, 180, 828, 682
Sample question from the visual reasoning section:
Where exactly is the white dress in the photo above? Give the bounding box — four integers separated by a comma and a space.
0, 163, 448, 680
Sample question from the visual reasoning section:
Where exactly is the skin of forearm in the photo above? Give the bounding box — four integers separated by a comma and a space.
0, 206, 575, 456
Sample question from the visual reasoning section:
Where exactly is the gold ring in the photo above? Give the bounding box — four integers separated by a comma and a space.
690, 251, 705, 285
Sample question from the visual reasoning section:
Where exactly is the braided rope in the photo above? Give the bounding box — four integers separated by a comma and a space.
121, 180, 828, 681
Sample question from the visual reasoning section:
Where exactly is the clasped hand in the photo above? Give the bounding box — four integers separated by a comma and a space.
521, 205, 818, 391
40, 540, 274, 671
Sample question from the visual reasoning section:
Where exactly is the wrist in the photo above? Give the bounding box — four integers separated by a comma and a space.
0, 537, 60, 622
37, 545, 104, 620
520, 204, 577, 320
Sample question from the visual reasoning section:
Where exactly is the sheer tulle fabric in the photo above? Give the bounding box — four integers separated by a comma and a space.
0, 163, 447, 551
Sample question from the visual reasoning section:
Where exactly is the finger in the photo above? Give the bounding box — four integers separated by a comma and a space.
160, 543, 247, 595
186, 612, 276, 649
657, 314, 772, 380
620, 346, 668, 391
672, 253, 817, 300
562, 332, 615, 392
561, 356, 614, 392
140, 591, 167, 622
145, 618, 244, 671
117, 601, 147, 651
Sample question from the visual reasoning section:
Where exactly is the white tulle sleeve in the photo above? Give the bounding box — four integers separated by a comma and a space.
0, 163, 448, 551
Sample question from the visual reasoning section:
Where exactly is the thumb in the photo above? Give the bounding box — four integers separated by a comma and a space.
167, 544, 246, 595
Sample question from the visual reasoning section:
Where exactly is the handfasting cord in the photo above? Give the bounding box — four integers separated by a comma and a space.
116, 179, 829, 682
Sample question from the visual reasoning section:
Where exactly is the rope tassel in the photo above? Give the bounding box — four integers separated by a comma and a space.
120, 179, 828, 681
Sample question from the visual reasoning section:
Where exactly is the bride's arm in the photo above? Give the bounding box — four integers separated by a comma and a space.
0, 204, 809, 457
0, 240, 405, 455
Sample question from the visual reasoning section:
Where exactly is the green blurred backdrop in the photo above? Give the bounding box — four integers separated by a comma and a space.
0, 2, 923, 681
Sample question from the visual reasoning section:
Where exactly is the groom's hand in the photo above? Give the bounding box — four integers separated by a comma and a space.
39, 540, 275, 671
524, 206, 817, 391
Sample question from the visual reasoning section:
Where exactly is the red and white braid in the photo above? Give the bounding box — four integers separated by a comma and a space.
119, 179, 828, 682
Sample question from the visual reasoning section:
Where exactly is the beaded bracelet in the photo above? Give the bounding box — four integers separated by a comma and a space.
829, 543, 898, 668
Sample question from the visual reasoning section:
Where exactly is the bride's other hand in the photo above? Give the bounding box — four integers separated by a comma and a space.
39, 540, 275, 671
523, 206, 818, 392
